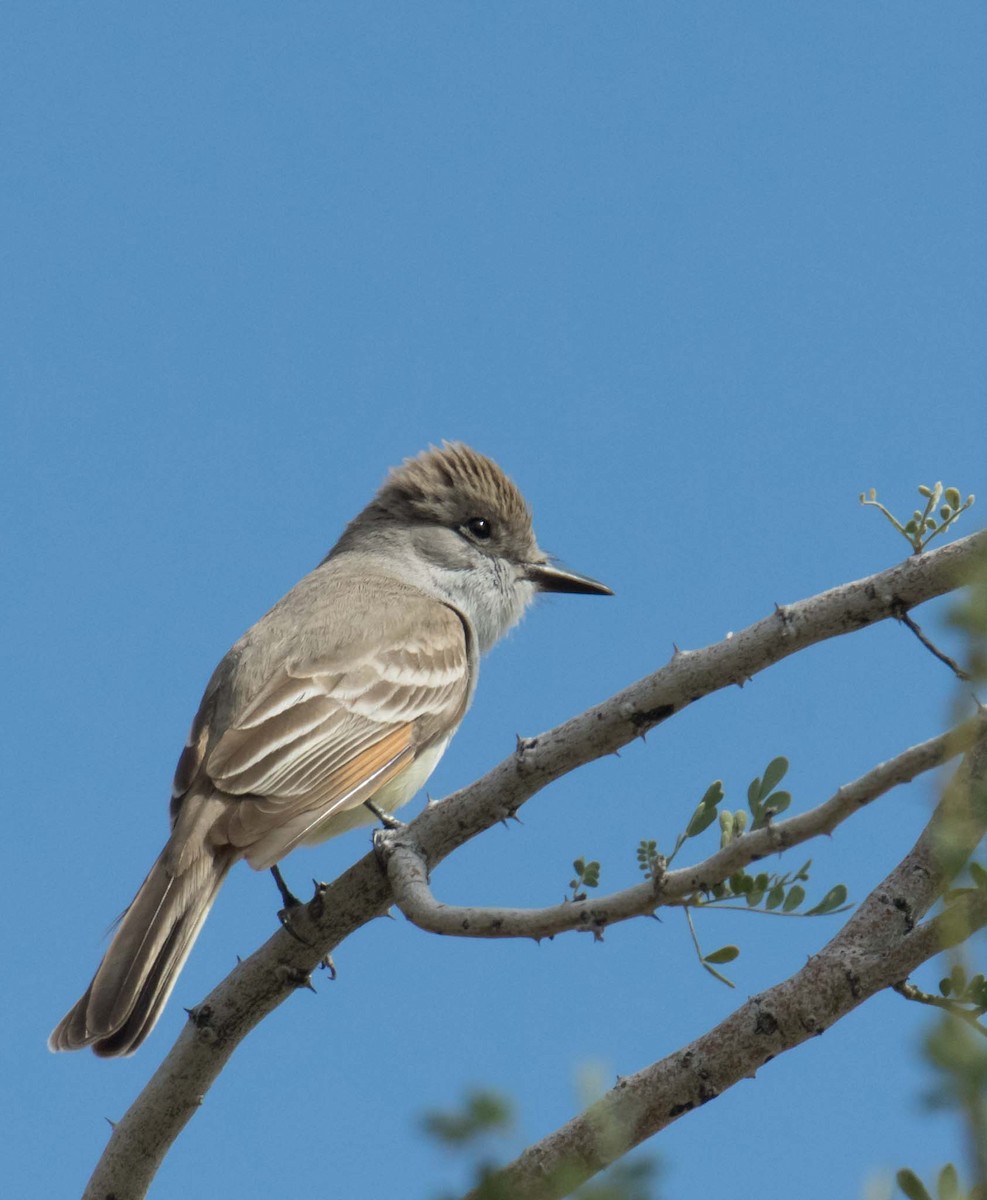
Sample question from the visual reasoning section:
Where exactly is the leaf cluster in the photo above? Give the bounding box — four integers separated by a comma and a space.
897, 1163, 981, 1200
698, 860, 848, 918
668, 757, 792, 867
422, 1090, 514, 1147
633, 757, 850, 987
938, 964, 987, 1013
860, 482, 975, 554
569, 857, 601, 902
423, 1091, 660, 1200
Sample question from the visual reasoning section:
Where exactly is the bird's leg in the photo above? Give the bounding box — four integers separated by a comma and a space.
270, 864, 301, 909
364, 799, 405, 830
271, 865, 324, 954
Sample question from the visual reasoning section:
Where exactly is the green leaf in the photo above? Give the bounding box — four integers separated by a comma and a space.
700, 779, 724, 808
703, 945, 740, 965
939, 977, 953, 997
766, 884, 785, 910
970, 861, 987, 890
782, 884, 806, 912
760, 756, 789, 798
421, 1089, 514, 1145
806, 884, 848, 915
686, 802, 719, 838
945, 487, 961, 509
747, 776, 762, 807
936, 1163, 960, 1200
764, 790, 792, 816
701, 960, 737, 987
895, 1168, 932, 1200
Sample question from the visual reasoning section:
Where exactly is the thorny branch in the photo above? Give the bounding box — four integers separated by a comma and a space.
462, 721, 987, 1200
79, 530, 987, 1200
378, 719, 983, 941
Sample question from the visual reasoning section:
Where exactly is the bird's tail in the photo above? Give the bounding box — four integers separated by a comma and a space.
49, 838, 235, 1057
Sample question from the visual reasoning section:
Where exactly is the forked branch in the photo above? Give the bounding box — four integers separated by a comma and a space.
80, 530, 987, 1200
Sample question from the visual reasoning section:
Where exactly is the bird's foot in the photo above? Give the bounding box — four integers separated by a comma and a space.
270, 864, 301, 909
364, 799, 405, 830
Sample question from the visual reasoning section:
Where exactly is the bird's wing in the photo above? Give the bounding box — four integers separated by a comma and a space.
172, 589, 472, 869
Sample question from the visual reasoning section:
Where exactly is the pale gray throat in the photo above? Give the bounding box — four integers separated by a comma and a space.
426, 557, 535, 653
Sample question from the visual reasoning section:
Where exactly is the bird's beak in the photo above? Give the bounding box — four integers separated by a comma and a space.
524, 560, 613, 596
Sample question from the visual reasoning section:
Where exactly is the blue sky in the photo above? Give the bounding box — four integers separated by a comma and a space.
4, 4, 986, 1197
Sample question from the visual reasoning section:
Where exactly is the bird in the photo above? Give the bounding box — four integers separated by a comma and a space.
49, 442, 612, 1056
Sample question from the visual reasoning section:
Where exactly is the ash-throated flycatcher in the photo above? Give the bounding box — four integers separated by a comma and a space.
49, 443, 611, 1056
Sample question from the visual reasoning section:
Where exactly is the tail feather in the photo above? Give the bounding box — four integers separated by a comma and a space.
49, 844, 234, 1057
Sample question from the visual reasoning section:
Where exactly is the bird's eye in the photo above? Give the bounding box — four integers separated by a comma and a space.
464, 517, 492, 540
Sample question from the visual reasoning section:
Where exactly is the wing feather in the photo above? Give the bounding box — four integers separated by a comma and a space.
173, 581, 473, 870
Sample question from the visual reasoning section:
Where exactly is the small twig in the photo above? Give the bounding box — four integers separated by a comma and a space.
892, 980, 987, 1036
897, 608, 973, 682
380, 719, 983, 942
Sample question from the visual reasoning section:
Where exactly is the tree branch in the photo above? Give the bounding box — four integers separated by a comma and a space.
378, 718, 982, 941
461, 721, 987, 1200
80, 531, 987, 1200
